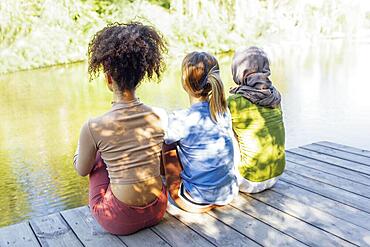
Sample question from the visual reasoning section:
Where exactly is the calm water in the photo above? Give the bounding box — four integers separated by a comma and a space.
1, 40, 369, 227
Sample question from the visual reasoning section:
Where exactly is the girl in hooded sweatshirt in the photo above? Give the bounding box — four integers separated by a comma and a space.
227, 46, 286, 193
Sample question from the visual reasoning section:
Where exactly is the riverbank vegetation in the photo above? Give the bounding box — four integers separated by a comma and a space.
0, 0, 369, 74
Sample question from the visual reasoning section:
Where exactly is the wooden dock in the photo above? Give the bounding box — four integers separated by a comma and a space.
1, 141, 370, 247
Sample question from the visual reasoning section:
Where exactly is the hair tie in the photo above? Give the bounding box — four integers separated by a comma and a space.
202, 65, 219, 87
201, 75, 209, 87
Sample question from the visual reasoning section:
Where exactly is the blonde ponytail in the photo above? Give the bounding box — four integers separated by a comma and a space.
207, 67, 227, 122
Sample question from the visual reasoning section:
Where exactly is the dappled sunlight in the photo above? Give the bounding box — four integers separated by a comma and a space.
166, 203, 253, 245
1, 39, 370, 228
273, 180, 363, 217
209, 203, 305, 246
82, 100, 167, 207
88, 154, 167, 235
134, 127, 156, 140
170, 110, 234, 165
229, 94, 285, 182
100, 129, 115, 137
250, 187, 370, 246
1, 3, 370, 246
365, 236, 370, 245
271, 179, 370, 239
229, 192, 355, 246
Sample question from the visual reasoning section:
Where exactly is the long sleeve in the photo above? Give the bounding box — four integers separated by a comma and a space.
73, 120, 98, 176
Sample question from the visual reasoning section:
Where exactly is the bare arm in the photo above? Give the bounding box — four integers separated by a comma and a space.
73, 121, 97, 176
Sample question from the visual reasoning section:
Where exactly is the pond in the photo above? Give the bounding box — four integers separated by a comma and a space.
0, 40, 369, 227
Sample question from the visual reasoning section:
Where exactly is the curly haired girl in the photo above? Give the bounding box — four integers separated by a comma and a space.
73, 22, 168, 235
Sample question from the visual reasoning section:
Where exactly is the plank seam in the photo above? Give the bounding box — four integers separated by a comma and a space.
150, 227, 173, 247
286, 157, 370, 187
285, 168, 370, 199
149, 228, 173, 247
59, 211, 87, 247
26, 221, 42, 247
153, 211, 217, 246
315, 143, 370, 159
286, 150, 370, 175
269, 186, 370, 231
300, 146, 370, 167
280, 179, 370, 214
205, 211, 264, 246
164, 212, 218, 247
247, 193, 361, 246
62, 207, 127, 246
114, 235, 129, 247
227, 204, 310, 246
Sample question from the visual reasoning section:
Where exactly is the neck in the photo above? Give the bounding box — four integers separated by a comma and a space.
188, 95, 207, 105
113, 89, 136, 103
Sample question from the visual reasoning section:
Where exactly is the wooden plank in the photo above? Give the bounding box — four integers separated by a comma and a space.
287, 148, 370, 175
286, 161, 370, 198
286, 152, 370, 186
271, 180, 370, 231
302, 143, 370, 166
0, 221, 40, 247
152, 213, 214, 247
166, 204, 260, 247
60, 206, 124, 247
29, 213, 82, 247
208, 205, 306, 246
249, 189, 370, 246
316, 141, 370, 158
118, 228, 170, 247
281, 171, 370, 213
231, 194, 355, 247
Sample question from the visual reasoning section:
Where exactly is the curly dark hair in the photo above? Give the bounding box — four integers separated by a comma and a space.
88, 22, 167, 91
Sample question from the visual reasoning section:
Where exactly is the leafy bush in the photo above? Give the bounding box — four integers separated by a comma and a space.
0, 0, 368, 74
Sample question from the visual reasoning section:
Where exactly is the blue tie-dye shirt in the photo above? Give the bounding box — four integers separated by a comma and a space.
165, 101, 238, 205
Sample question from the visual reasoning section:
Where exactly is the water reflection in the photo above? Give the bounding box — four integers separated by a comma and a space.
0, 40, 369, 226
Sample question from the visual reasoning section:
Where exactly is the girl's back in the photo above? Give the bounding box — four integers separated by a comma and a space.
228, 46, 286, 193
73, 22, 168, 235
163, 51, 238, 212
167, 101, 236, 204
228, 93, 285, 182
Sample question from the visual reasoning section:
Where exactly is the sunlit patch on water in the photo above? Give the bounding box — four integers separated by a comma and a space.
0, 40, 370, 227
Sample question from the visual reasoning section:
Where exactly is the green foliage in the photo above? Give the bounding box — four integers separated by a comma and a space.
0, 0, 368, 74
0, 0, 107, 73
148, 0, 171, 9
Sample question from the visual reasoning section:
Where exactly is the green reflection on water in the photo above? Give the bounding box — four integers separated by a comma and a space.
0, 56, 235, 227
0, 64, 109, 226
1, 41, 370, 227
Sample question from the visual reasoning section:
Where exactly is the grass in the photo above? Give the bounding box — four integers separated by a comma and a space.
0, 0, 369, 74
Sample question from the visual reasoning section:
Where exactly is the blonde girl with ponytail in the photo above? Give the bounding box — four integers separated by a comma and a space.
162, 52, 238, 213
